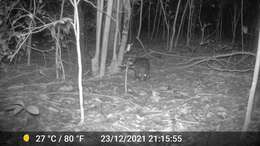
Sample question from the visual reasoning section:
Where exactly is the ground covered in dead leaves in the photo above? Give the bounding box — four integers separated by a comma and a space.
1, 52, 260, 131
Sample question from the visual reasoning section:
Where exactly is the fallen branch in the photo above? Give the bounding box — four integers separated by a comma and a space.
173, 51, 255, 69
207, 64, 253, 72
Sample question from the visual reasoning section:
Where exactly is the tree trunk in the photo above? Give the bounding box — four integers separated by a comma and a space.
159, 0, 170, 48
186, 0, 194, 47
99, 0, 114, 77
117, 0, 131, 67
108, 0, 121, 73
71, 0, 84, 124
231, 3, 240, 45
216, 2, 223, 41
241, 0, 244, 51
78, 1, 87, 71
155, 4, 162, 39
151, 0, 159, 40
91, 0, 104, 76
148, 1, 151, 37
169, 0, 182, 51
174, 0, 188, 48
242, 30, 260, 131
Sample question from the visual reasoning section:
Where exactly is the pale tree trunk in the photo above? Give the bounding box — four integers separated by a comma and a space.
155, 5, 162, 39
162, 19, 166, 40
242, 7, 260, 132
26, 0, 34, 66
91, 0, 104, 76
99, 0, 113, 77
159, 0, 170, 48
186, 0, 194, 47
216, 2, 223, 41
243, 30, 260, 131
108, 0, 121, 73
136, 0, 146, 51
26, 25, 32, 65
55, 0, 65, 80
241, 0, 244, 51
128, 4, 133, 43
79, 1, 87, 71
174, 0, 188, 48
169, 0, 181, 51
231, 3, 240, 45
117, 0, 131, 67
198, 1, 211, 45
151, 0, 159, 40
70, 0, 84, 124
148, 1, 152, 37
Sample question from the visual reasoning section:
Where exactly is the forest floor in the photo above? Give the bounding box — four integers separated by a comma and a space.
0, 39, 260, 131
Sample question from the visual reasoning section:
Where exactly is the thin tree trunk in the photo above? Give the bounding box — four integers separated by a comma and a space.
117, 0, 131, 66
162, 17, 166, 40
79, 1, 87, 71
26, 0, 34, 66
136, 0, 146, 51
155, 6, 162, 38
186, 0, 194, 47
169, 0, 181, 51
91, 0, 104, 76
242, 30, 260, 131
148, 1, 151, 37
216, 2, 223, 41
71, 0, 84, 124
174, 0, 188, 48
128, 3, 133, 42
26, 27, 32, 65
108, 0, 120, 73
219, 15, 223, 41
198, 1, 210, 45
159, 0, 169, 46
151, 0, 159, 40
241, 0, 244, 51
231, 4, 240, 45
55, 0, 65, 80
99, 0, 113, 77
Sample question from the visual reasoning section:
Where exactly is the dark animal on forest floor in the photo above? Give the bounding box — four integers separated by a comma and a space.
127, 57, 151, 81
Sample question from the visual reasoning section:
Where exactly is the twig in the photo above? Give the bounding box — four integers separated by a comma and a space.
174, 115, 200, 125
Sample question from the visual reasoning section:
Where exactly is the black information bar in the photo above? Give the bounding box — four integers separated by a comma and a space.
0, 131, 259, 146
